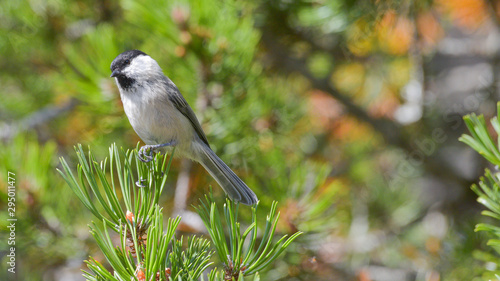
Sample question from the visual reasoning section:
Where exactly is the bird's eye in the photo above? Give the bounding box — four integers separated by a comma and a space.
124, 59, 130, 65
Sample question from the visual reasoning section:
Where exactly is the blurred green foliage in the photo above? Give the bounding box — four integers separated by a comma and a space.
0, 0, 497, 280
0, 135, 91, 280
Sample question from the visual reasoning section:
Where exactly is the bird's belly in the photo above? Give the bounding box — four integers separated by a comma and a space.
122, 95, 195, 156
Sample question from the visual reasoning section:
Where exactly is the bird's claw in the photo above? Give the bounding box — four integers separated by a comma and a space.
137, 141, 177, 163
135, 177, 147, 188
138, 145, 154, 163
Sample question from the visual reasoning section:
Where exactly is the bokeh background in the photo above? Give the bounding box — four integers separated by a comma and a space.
1, 0, 499, 280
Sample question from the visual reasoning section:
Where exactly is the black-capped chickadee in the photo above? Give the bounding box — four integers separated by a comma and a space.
110, 50, 258, 205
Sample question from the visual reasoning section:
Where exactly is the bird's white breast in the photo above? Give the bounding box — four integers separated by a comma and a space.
118, 81, 196, 158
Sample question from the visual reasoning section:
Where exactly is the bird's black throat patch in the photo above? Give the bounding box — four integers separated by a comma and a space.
117, 75, 136, 89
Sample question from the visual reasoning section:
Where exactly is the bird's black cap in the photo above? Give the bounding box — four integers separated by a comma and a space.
110, 50, 147, 76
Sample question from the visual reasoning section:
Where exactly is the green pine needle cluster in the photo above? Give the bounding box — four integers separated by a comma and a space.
195, 198, 302, 279
461, 102, 500, 279
57, 144, 301, 281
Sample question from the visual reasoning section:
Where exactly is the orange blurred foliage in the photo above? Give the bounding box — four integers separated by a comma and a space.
358, 268, 372, 281
368, 90, 400, 119
425, 236, 442, 255
331, 116, 375, 143
175, 45, 186, 57
417, 12, 444, 49
377, 10, 414, 55
436, 0, 488, 30
401, 243, 420, 260
308, 90, 343, 132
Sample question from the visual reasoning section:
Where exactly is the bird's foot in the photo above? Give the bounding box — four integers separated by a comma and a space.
137, 141, 177, 163
138, 145, 154, 162
135, 177, 147, 188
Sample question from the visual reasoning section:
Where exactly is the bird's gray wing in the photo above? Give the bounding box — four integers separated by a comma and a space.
165, 81, 210, 147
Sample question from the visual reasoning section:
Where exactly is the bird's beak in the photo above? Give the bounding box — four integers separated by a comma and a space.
110, 70, 121, 78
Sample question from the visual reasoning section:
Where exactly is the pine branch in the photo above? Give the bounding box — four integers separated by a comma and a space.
58, 143, 302, 280
194, 197, 302, 280
461, 102, 500, 278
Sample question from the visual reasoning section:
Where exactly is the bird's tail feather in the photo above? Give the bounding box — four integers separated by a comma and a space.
197, 145, 258, 205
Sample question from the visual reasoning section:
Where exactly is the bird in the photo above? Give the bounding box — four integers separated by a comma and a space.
110, 50, 258, 205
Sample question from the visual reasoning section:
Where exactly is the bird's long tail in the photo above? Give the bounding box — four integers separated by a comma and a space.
197, 144, 258, 205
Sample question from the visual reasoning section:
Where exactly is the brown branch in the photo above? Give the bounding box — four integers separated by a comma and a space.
0, 98, 79, 141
